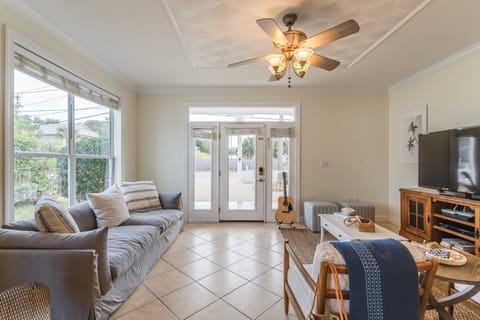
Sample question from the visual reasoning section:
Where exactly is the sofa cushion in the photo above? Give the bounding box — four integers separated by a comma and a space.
0, 227, 111, 295
107, 225, 161, 280
34, 196, 80, 233
68, 202, 97, 231
121, 209, 183, 233
159, 193, 182, 209
87, 185, 130, 228
119, 181, 162, 212
2, 219, 39, 231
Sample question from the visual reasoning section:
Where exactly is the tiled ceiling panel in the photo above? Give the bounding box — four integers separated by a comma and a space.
163, 0, 426, 68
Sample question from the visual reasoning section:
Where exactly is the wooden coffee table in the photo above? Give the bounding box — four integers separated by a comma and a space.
318, 213, 406, 242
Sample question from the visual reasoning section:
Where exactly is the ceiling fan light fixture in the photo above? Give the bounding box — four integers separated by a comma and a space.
293, 48, 313, 67
273, 66, 287, 80
266, 54, 287, 75
293, 58, 311, 78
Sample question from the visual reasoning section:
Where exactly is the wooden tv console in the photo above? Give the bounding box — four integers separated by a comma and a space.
400, 188, 480, 257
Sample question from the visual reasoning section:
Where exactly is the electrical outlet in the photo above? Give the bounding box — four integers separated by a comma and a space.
321, 160, 329, 168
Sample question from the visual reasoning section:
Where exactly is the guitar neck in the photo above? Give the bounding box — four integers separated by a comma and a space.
283, 174, 288, 205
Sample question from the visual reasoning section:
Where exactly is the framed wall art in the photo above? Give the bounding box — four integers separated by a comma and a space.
400, 106, 428, 163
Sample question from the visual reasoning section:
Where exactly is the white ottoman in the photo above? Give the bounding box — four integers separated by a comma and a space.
304, 201, 339, 232
338, 201, 375, 221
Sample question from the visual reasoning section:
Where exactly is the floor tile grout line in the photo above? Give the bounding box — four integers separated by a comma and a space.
115, 223, 292, 319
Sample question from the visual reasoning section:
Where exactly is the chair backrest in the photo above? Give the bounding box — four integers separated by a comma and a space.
0, 282, 51, 320
315, 259, 438, 320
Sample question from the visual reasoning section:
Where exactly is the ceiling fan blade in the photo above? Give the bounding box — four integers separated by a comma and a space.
310, 54, 340, 71
256, 18, 290, 46
301, 19, 360, 49
228, 55, 267, 68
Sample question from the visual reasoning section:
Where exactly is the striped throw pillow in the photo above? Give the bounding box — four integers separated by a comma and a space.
34, 196, 80, 233
119, 181, 162, 212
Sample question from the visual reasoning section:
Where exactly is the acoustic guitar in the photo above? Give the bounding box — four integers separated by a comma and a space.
275, 171, 296, 225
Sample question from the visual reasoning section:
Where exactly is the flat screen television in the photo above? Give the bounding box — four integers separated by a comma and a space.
418, 126, 480, 199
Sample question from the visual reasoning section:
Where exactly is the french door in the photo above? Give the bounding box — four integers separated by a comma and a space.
188, 123, 297, 222
219, 124, 265, 220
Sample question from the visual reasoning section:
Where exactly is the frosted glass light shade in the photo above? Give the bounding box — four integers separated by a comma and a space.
293, 48, 313, 67
266, 54, 287, 75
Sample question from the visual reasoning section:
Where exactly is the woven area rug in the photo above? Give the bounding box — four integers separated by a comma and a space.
280, 228, 480, 320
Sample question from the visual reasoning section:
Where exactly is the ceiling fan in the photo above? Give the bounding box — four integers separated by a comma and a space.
228, 13, 360, 83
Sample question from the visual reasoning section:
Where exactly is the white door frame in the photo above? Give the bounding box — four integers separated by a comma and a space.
186, 104, 301, 223
219, 123, 265, 221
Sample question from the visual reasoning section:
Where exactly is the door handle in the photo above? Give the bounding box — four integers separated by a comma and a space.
256, 178, 264, 182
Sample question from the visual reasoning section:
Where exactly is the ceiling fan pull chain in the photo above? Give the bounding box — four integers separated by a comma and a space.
288, 64, 292, 88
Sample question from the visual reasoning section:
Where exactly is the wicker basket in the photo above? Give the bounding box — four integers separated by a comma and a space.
357, 217, 375, 232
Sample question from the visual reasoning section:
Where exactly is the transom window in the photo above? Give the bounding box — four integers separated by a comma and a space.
189, 106, 295, 122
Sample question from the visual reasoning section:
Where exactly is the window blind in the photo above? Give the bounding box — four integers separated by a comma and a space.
226, 128, 260, 135
13, 44, 120, 109
271, 127, 295, 138
192, 128, 215, 140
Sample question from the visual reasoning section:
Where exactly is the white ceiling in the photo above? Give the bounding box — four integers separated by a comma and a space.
8, 0, 480, 91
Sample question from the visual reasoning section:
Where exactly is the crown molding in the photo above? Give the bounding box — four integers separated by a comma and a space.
389, 40, 480, 91
1, 0, 137, 90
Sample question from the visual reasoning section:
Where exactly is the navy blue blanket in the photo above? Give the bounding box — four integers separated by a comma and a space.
331, 239, 419, 320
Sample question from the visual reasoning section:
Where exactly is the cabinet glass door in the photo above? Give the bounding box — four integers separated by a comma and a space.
408, 199, 425, 231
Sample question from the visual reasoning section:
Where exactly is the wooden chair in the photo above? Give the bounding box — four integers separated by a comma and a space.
284, 240, 438, 320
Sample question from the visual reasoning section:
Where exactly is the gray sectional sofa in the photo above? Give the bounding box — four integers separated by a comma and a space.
0, 201, 184, 320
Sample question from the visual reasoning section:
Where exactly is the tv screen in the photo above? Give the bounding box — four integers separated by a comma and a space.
450, 127, 480, 195
418, 131, 451, 190
419, 126, 480, 197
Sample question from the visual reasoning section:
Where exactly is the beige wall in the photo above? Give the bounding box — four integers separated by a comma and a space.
388, 46, 480, 224
138, 89, 389, 221
0, 5, 138, 224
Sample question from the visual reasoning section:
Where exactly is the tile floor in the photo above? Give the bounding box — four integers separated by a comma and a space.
110, 222, 298, 320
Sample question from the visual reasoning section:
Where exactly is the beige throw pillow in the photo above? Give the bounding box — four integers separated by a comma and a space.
87, 184, 130, 228
34, 196, 80, 233
119, 181, 162, 212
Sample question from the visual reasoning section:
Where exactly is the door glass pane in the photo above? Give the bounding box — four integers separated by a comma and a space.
14, 156, 68, 220
409, 200, 416, 213
194, 135, 212, 209
418, 202, 424, 216
228, 134, 256, 210
14, 70, 68, 154
409, 213, 417, 227
75, 158, 109, 202
75, 96, 111, 155
418, 216, 424, 230
272, 137, 290, 209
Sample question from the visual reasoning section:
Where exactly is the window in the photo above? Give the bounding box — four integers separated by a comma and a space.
10, 44, 119, 221
192, 128, 214, 210
189, 106, 295, 122
270, 128, 294, 210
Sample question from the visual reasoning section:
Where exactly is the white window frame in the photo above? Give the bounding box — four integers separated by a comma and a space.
4, 28, 123, 222
187, 124, 219, 222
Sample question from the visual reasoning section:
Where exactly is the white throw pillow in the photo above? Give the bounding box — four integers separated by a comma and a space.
87, 184, 130, 228
119, 181, 162, 212
35, 195, 80, 233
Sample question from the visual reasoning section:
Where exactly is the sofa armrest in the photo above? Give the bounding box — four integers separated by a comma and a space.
0, 249, 101, 320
